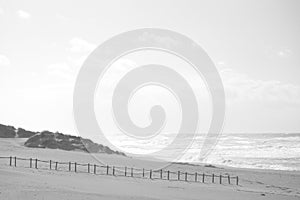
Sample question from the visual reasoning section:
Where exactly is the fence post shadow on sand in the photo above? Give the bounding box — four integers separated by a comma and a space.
0, 156, 239, 186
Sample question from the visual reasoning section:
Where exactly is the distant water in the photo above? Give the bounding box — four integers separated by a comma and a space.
113, 133, 300, 171
203, 133, 300, 171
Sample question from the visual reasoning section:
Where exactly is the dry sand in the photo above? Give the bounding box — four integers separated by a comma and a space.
0, 138, 300, 200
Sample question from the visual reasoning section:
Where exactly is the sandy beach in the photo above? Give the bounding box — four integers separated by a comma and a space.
1, 1, 300, 199
0, 138, 299, 200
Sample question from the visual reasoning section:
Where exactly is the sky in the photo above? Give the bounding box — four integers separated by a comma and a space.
0, 0, 300, 137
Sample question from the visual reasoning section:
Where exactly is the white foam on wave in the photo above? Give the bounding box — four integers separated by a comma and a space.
180, 133, 300, 171
113, 133, 300, 171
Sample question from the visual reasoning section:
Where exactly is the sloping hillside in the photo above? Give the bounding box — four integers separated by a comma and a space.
0, 124, 16, 138
25, 131, 125, 156
0, 124, 36, 138
0, 123, 125, 156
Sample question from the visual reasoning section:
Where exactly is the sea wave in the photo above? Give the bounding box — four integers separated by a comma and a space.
114, 133, 300, 171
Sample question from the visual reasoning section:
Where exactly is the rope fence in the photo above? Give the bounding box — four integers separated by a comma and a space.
0, 156, 239, 185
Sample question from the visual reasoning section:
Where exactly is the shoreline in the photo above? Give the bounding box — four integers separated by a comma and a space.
1, 138, 299, 174
1, 138, 300, 199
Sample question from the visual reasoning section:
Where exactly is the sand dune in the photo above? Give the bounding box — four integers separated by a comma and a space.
0, 138, 300, 200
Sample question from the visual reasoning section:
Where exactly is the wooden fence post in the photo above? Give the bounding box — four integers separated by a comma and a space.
75, 162, 77, 172
2, 156, 241, 186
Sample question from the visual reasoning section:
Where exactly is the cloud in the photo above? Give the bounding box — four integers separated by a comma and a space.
45, 38, 96, 82
0, 54, 10, 66
48, 62, 71, 71
17, 10, 31, 19
220, 68, 300, 106
264, 46, 293, 59
217, 61, 226, 66
0, 7, 4, 15
277, 49, 292, 58
69, 37, 96, 53
55, 14, 69, 21
47, 62, 74, 81
66, 37, 97, 70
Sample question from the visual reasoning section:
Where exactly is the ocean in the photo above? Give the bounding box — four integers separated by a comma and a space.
203, 133, 300, 171
112, 133, 300, 171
